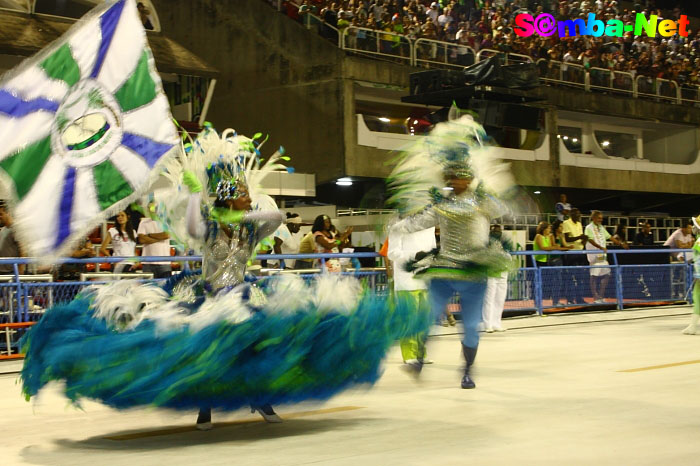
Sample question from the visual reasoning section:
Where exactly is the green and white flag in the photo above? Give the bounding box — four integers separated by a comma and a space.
0, 0, 179, 259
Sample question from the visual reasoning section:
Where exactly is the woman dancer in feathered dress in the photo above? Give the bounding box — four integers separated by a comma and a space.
19, 128, 428, 429
181, 144, 286, 429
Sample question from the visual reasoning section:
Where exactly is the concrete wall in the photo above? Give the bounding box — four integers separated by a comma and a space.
532, 86, 700, 126
152, 0, 347, 183
643, 128, 698, 164
560, 165, 699, 193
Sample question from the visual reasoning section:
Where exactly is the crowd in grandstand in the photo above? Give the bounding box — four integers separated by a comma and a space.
279, 0, 700, 87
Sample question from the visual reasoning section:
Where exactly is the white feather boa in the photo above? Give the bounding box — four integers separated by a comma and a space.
89, 273, 365, 333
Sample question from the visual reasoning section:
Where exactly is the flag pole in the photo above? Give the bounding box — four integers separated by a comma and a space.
198, 78, 217, 127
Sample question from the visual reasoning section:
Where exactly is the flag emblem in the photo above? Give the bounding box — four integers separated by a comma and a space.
0, 0, 178, 258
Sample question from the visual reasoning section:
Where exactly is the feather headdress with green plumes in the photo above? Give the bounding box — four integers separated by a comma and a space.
153, 126, 288, 252
387, 112, 515, 216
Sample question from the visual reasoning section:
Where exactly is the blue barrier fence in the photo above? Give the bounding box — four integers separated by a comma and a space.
0, 249, 694, 356
506, 249, 694, 315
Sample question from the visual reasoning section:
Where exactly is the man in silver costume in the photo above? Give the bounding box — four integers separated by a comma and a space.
183, 169, 285, 430
390, 162, 511, 389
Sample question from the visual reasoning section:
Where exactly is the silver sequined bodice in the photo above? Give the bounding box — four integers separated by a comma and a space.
432, 194, 491, 268
393, 191, 511, 272
202, 224, 255, 292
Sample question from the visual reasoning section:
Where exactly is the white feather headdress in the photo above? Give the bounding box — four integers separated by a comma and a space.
153, 127, 288, 252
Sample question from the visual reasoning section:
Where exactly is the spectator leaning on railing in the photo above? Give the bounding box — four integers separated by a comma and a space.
664, 219, 695, 261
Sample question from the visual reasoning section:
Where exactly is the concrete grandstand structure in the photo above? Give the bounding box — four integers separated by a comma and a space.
143, 0, 700, 204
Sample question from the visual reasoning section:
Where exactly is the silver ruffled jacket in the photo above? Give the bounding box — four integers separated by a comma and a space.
390, 191, 513, 280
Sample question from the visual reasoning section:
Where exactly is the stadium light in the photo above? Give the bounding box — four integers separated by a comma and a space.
378, 117, 390, 123
602, 141, 610, 147
336, 177, 353, 186
534, 190, 541, 194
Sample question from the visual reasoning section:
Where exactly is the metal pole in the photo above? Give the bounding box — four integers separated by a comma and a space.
533, 258, 543, 315
687, 259, 694, 305
198, 78, 217, 127
12, 263, 23, 323
612, 252, 623, 310
410, 38, 415, 67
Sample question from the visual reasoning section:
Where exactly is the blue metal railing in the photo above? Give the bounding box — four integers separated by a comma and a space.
0, 249, 694, 355
508, 248, 694, 314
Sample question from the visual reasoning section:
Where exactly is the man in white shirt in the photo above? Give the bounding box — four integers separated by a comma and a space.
137, 202, 171, 278
274, 214, 304, 269
585, 210, 611, 304
387, 227, 436, 370
664, 220, 694, 261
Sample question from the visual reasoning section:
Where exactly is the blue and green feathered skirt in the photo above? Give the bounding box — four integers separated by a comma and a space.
19, 272, 430, 411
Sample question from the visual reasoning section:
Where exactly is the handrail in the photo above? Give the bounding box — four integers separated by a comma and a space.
0, 249, 691, 263
505, 52, 535, 64
656, 77, 681, 104
475, 48, 501, 63
297, 8, 342, 48
475, 48, 533, 64
680, 84, 700, 104
635, 75, 682, 104
342, 26, 412, 64
588, 66, 613, 90
413, 38, 475, 69
510, 248, 692, 255
611, 70, 635, 95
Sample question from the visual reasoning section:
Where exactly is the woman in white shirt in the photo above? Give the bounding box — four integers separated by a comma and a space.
100, 210, 138, 273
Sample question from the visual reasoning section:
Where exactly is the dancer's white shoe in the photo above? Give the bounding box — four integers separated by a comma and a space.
252, 404, 282, 423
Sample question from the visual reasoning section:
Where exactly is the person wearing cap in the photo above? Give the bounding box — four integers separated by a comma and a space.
273, 213, 304, 269
682, 215, 700, 335
427, 2, 439, 25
